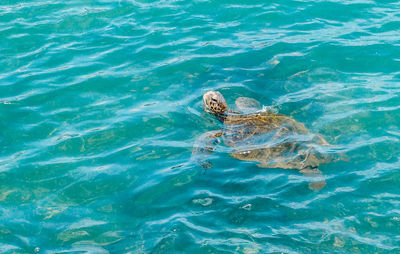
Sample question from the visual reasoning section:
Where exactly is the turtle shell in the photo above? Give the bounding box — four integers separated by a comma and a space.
221, 112, 331, 170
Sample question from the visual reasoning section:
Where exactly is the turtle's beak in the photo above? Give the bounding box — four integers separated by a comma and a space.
202, 92, 213, 113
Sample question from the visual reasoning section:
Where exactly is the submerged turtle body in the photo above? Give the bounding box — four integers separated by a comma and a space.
221, 110, 330, 170
194, 91, 333, 190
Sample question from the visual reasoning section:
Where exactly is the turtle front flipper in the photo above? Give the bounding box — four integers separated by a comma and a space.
192, 130, 224, 169
300, 168, 326, 191
235, 97, 261, 113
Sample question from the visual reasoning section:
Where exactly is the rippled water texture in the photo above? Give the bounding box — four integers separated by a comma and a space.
1, 0, 400, 252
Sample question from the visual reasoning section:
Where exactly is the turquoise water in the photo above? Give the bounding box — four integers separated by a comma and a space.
1, 0, 400, 252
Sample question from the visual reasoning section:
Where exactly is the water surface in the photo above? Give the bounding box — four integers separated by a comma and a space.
1, 0, 400, 253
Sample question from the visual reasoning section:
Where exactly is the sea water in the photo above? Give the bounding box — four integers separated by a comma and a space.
1, 0, 400, 252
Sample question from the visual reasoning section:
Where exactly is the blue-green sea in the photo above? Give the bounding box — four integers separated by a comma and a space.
1, 0, 400, 253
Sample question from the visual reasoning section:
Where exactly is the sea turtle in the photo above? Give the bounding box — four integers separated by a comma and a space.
192, 91, 335, 190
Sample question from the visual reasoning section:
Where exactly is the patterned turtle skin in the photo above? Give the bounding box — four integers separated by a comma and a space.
193, 91, 334, 190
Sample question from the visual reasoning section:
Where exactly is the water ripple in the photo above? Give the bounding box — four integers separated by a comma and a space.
1, 0, 400, 252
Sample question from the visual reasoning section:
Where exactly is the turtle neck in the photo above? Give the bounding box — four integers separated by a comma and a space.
216, 113, 227, 123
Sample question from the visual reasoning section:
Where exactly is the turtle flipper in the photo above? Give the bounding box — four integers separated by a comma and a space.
300, 168, 326, 191
235, 97, 261, 113
192, 130, 224, 169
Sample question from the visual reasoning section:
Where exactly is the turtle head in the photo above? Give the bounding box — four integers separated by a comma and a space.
203, 91, 228, 115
